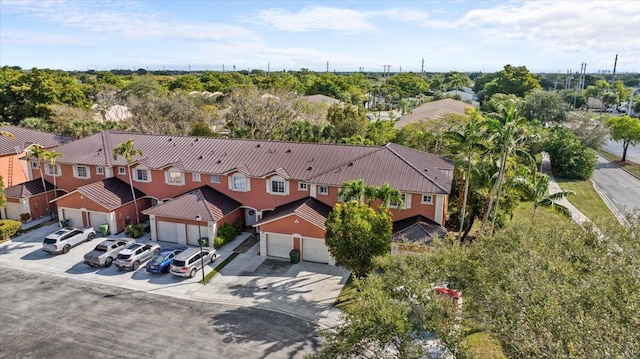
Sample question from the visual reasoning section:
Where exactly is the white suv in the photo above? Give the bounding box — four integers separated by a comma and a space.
42, 227, 96, 254
170, 247, 218, 278
114, 242, 161, 270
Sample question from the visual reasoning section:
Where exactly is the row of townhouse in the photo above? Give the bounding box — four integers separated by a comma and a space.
4, 129, 454, 265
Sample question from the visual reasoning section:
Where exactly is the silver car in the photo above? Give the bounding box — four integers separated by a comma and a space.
84, 238, 136, 267
115, 242, 161, 270
169, 247, 218, 278
42, 227, 96, 254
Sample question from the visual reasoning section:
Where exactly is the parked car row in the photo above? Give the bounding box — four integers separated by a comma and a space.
42, 227, 218, 278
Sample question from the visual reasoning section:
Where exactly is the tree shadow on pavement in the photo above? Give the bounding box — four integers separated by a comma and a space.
209, 306, 320, 359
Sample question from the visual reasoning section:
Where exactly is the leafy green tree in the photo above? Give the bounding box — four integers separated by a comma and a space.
25, 144, 50, 208
565, 112, 608, 150
447, 72, 473, 96
482, 65, 541, 101
121, 74, 165, 99
324, 200, 392, 278
325, 104, 368, 142
544, 127, 597, 179
189, 121, 216, 137
280, 120, 325, 143
384, 73, 430, 98
112, 139, 143, 224
365, 119, 397, 145
168, 74, 204, 92
523, 89, 568, 123
606, 115, 640, 162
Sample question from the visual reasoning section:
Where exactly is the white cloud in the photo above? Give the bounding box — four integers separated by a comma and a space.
0, 30, 87, 46
254, 6, 377, 33
1, 0, 258, 43
458, 1, 640, 54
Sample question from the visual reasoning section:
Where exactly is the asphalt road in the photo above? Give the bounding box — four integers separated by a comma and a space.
602, 140, 640, 163
0, 268, 320, 359
592, 155, 640, 218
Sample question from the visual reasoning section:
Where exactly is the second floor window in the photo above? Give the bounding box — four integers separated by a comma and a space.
319, 186, 328, 195
31, 161, 39, 169
135, 168, 150, 182
96, 167, 104, 175
45, 163, 60, 176
230, 173, 249, 191
390, 193, 411, 209
210, 174, 220, 183
192, 172, 201, 182
118, 167, 126, 175
166, 170, 184, 185
298, 182, 308, 191
268, 176, 287, 195
421, 195, 433, 204
74, 165, 89, 179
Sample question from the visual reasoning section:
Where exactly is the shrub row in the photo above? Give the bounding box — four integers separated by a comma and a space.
214, 219, 244, 249
0, 220, 22, 241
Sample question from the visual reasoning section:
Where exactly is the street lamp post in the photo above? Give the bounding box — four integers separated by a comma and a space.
195, 214, 205, 284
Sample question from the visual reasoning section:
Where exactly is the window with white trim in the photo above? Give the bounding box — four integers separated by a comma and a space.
421, 194, 433, 204
210, 174, 220, 183
133, 167, 151, 182
192, 172, 201, 182
298, 182, 308, 191
229, 173, 250, 192
31, 161, 39, 169
318, 186, 328, 195
74, 165, 90, 179
45, 163, 60, 176
267, 176, 288, 195
96, 167, 104, 175
390, 193, 411, 209
118, 167, 126, 175
165, 169, 184, 186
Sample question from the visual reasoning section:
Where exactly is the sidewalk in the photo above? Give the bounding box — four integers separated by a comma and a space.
540, 153, 592, 227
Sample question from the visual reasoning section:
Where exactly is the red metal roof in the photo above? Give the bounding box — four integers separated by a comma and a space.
254, 197, 332, 229
392, 215, 447, 244
61, 177, 146, 211
52, 131, 452, 194
0, 125, 67, 155
4, 179, 54, 199
142, 185, 241, 222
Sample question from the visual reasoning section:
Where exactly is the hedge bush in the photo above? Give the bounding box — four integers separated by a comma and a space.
544, 126, 597, 180
217, 222, 237, 243
0, 219, 22, 240
124, 223, 145, 238
214, 236, 225, 249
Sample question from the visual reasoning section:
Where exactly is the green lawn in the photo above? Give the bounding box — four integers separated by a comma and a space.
510, 201, 576, 228
555, 178, 620, 225
599, 150, 640, 178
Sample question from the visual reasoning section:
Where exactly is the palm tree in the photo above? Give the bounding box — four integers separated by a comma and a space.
483, 101, 528, 233
446, 110, 487, 242
26, 144, 50, 208
112, 139, 143, 224
44, 149, 63, 217
373, 183, 403, 209
339, 179, 366, 203
512, 169, 574, 223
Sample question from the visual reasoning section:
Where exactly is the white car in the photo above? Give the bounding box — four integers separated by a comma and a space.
42, 227, 96, 254
114, 242, 161, 270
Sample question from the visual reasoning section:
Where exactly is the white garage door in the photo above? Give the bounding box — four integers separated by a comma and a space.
266, 233, 292, 258
88, 212, 109, 233
186, 224, 208, 246
63, 209, 83, 228
302, 237, 332, 264
4, 202, 27, 221
157, 221, 180, 244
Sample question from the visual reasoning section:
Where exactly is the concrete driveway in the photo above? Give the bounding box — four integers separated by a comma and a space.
0, 223, 350, 328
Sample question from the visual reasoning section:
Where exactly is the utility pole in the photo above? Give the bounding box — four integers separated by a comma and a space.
268, 62, 270, 75
326, 61, 329, 73
399, 66, 402, 73
222, 64, 225, 73
421, 58, 425, 79
611, 54, 618, 87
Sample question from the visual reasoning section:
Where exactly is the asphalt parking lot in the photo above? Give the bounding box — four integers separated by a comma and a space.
0, 222, 350, 328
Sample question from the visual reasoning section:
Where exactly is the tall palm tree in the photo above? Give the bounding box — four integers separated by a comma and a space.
446, 110, 487, 242
44, 149, 63, 217
26, 144, 50, 208
112, 139, 143, 224
512, 169, 574, 223
373, 183, 403, 209
483, 101, 528, 233
339, 179, 366, 203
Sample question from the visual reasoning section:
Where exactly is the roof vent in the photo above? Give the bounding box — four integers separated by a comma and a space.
216, 159, 222, 164
168, 138, 172, 141
347, 162, 353, 167
198, 155, 203, 160
97, 148, 102, 152
194, 138, 198, 142
308, 157, 314, 162
424, 168, 429, 172
286, 149, 291, 153
306, 166, 312, 171
256, 144, 261, 148
267, 149, 275, 154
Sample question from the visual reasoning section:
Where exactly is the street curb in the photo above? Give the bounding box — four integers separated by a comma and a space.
597, 152, 640, 181
591, 180, 629, 227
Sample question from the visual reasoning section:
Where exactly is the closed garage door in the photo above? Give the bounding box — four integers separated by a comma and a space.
4, 202, 26, 221
157, 221, 179, 244
266, 233, 291, 258
186, 224, 208, 246
302, 237, 332, 264
63, 209, 83, 228
88, 212, 109, 233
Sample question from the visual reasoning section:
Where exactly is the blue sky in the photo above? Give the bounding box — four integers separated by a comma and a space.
1, 0, 639, 73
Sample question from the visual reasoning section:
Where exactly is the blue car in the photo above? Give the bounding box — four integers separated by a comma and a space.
146, 247, 187, 273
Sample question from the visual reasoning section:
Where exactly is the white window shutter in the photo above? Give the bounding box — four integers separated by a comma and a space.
266, 179, 271, 193
285, 181, 290, 195
228, 175, 233, 190
246, 177, 251, 191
